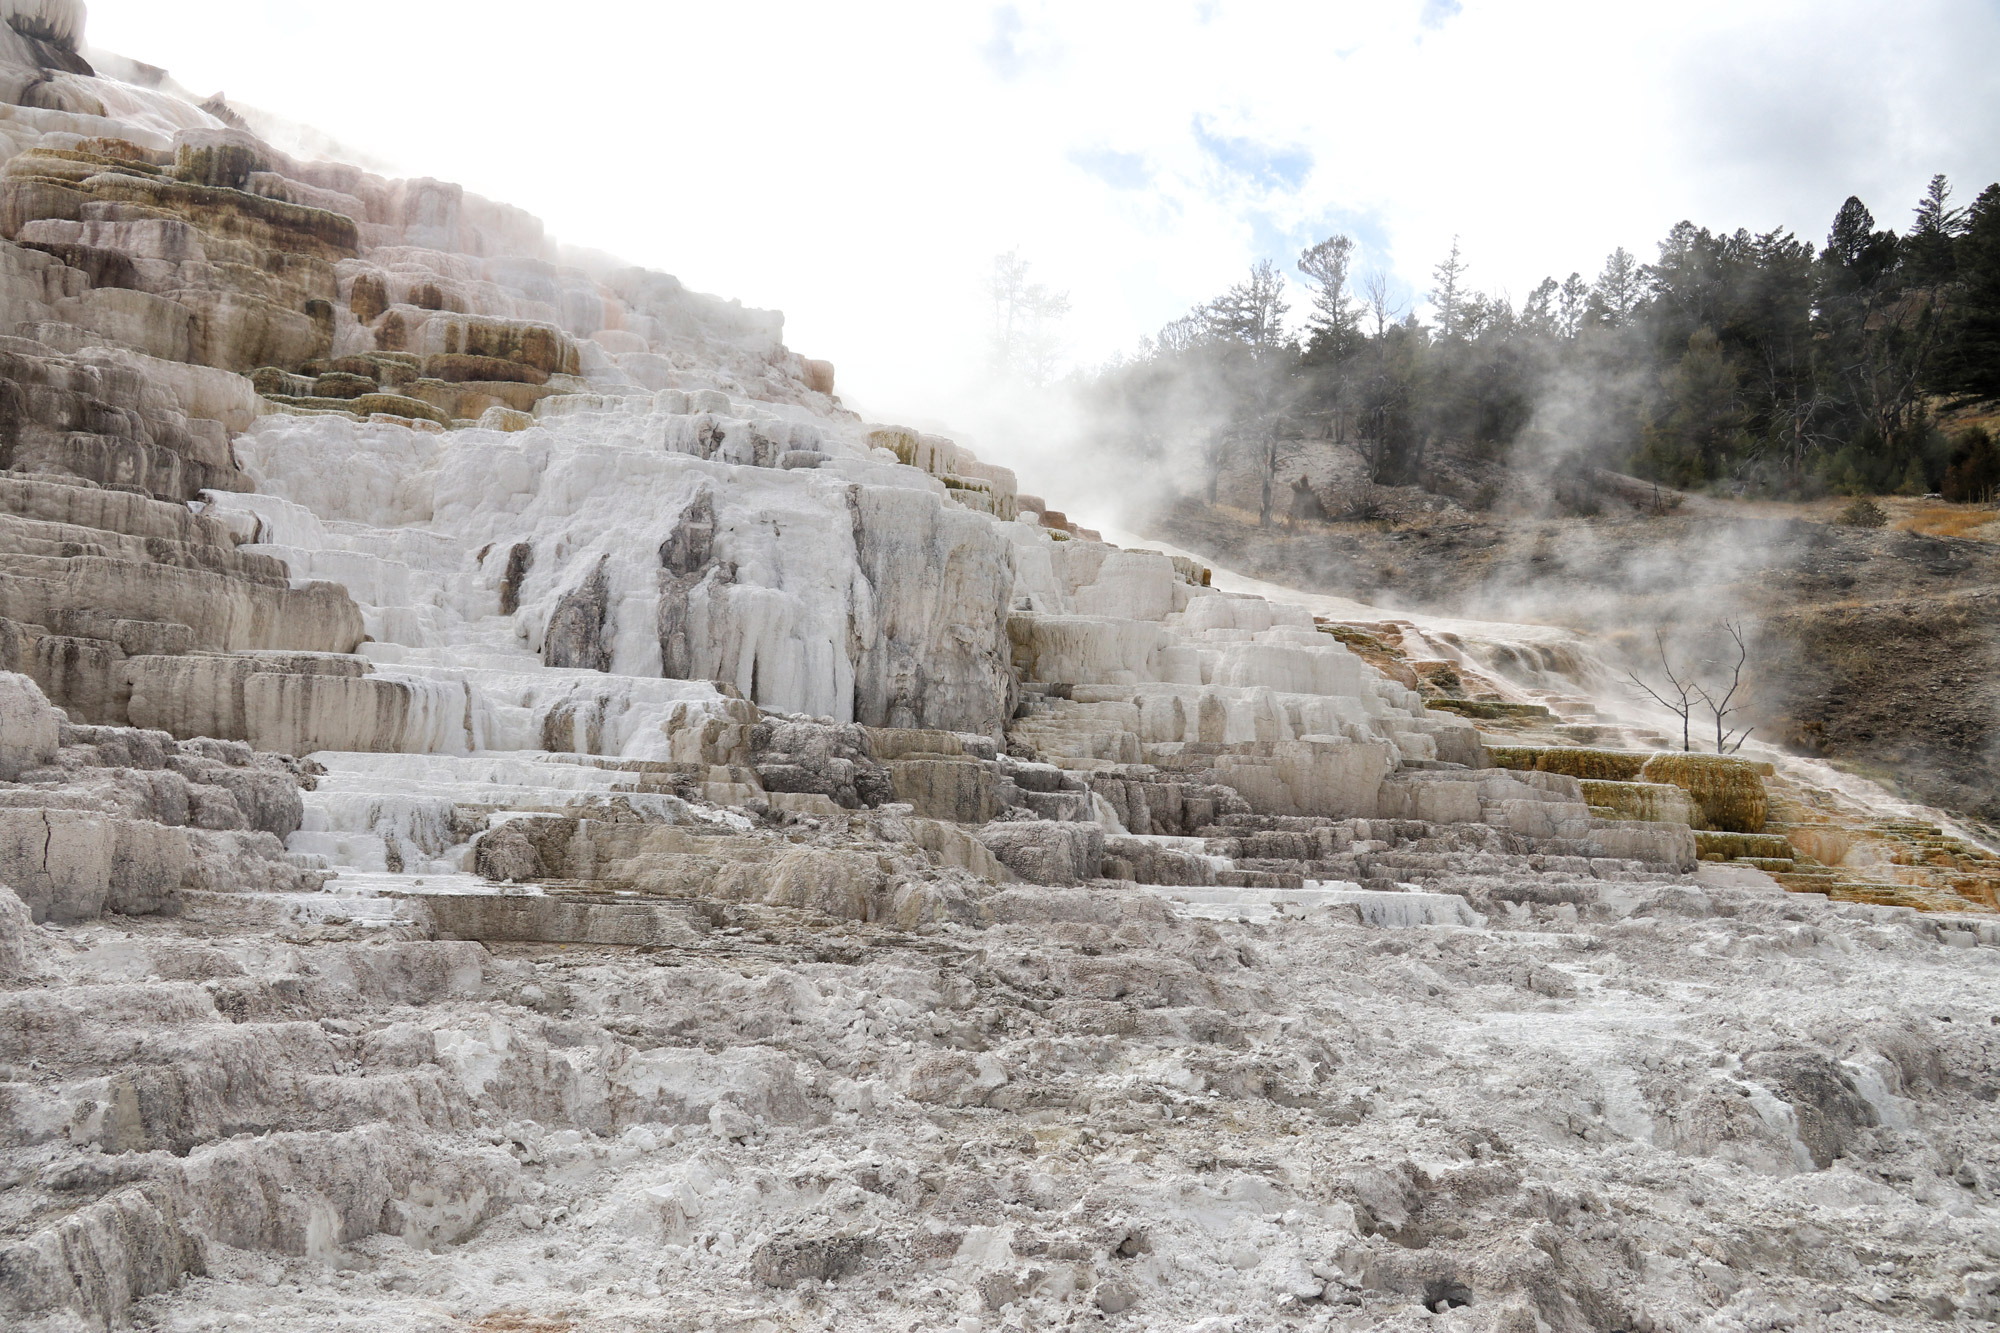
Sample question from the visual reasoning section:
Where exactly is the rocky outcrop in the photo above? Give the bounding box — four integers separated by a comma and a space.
0, 337, 254, 500
0, 1, 95, 110
978, 819, 1105, 887
0, 2, 1723, 912
2, 135, 352, 370
0, 464, 366, 738
0, 663, 53, 776
850, 485, 1016, 733
0, 672, 319, 922
542, 556, 612, 673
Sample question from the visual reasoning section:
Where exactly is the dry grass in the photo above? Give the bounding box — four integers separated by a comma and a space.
1894, 503, 2000, 542
1940, 404, 2000, 436
1723, 494, 2000, 543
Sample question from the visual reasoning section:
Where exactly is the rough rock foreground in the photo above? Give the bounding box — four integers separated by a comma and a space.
0, 7, 1996, 1332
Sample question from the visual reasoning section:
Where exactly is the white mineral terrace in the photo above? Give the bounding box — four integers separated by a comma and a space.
182, 394, 1507, 899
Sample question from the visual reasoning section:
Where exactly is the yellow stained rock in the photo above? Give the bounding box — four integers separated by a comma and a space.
1640, 753, 1770, 834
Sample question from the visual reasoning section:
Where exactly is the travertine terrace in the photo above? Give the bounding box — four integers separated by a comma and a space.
0, 7, 1996, 1332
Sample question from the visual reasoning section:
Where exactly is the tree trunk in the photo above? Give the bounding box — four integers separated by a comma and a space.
1259, 453, 1273, 527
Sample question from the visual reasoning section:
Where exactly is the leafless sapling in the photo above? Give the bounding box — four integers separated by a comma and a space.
1241, 418, 1300, 529
1693, 622, 1754, 755
1362, 270, 1400, 339
1626, 630, 1698, 753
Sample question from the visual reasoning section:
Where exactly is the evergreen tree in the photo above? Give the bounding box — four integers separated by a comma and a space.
1640, 328, 1745, 485
1933, 183, 2000, 405
1205, 259, 1293, 352
1942, 427, 1999, 502
1073, 169, 2000, 509
987, 250, 1071, 386
1822, 197, 1897, 287
1736, 229, 1823, 473
1521, 277, 1560, 334
1557, 273, 1588, 339
1588, 247, 1644, 326
1297, 234, 1361, 355
1815, 195, 1955, 489
1430, 238, 1470, 339
1906, 174, 1967, 287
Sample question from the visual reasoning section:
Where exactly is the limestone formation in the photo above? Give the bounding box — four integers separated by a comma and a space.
0, 13, 1993, 1333
0, 671, 319, 923
1641, 751, 1772, 833
0, 664, 53, 776
978, 818, 1106, 887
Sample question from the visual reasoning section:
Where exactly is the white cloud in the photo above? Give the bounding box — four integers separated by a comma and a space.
81, 0, 2000, 432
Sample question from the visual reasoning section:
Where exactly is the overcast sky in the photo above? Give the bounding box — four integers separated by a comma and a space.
84, 0, 2000, 425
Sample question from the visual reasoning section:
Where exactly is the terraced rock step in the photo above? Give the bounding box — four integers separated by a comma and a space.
1422, 698, 1554, 720
1373, 628, 2000, 917
421, 890, 713, 948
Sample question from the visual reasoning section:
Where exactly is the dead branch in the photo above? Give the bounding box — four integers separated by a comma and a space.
1626, 630, 1698, 753
1694, 621, 1754, 755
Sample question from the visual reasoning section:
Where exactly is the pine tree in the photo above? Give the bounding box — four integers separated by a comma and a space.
1205, 260, 1292, 352
1934, 183, 2000, 405
1907, 174, 1968, 286
1557, 273, 1588, 339
1588, 247, 1644, 326
1430, 237, 1469, 339
1817, 195, 1944, 474
1522, 277, 1560, 334
987, 251, 1071, 385
1640, 328, 1744, 484
1297, 234, 1360, 353
1823, 197, 1896, 287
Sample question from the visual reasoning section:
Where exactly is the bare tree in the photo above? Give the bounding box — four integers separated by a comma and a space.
1627, 631, 1699, 753
1694, 622, 1754, 754
1362, 270, 1401, 339
1630, 624, 1757, 753
1156, 312, 1206, 355
1245, 421, 1302, 528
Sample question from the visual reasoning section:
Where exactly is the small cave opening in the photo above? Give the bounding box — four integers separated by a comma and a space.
1425, 1279, 1474, 1312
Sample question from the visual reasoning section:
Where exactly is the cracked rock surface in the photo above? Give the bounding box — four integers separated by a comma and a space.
3, 861, 1999, 1332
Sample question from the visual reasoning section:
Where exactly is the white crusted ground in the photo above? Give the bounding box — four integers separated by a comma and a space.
37, 862, 1987, 1333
